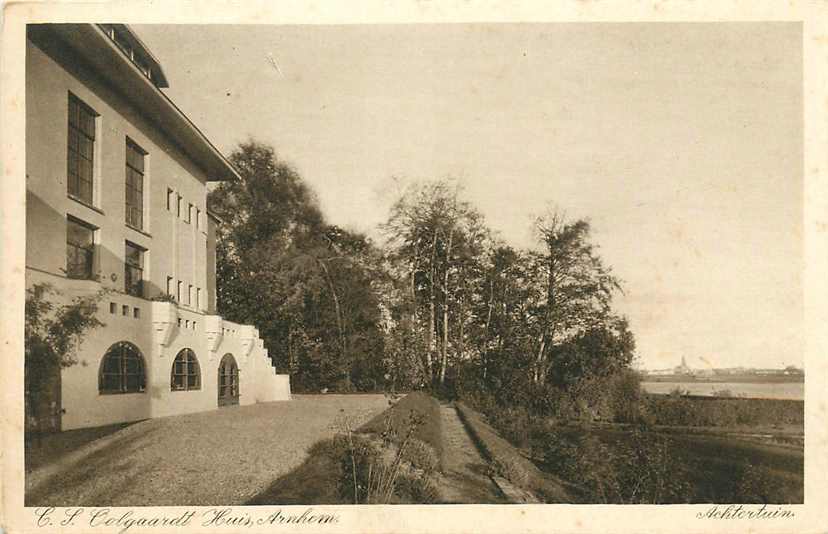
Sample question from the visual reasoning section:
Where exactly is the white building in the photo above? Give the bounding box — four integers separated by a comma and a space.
26, 24, 290, 431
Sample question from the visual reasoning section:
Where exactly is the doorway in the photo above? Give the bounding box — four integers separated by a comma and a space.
218, 353, 239, 406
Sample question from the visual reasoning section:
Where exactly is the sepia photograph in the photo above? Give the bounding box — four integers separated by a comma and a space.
5, 3, 827, 531
18, 20, 806, 508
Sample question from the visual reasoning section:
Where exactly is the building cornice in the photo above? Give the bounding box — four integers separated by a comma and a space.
29, 24, 240, 183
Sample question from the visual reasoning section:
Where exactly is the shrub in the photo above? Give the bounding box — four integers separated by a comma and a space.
462, 389, 498, 417
490, 456, 530, 488
455, 402, 577, 503
537, 425, 620, 502
25, 283, 105, 432
337, 434, 384, 504
736, 463, 782, 503
612, 429, 692, 504
608, 369, 642, 423
395, 472, 439, 504
401, 438, 439, 474
537, 425, 693, 504
641, 396, 804, 428
325, 392, 445, 503
359, 392, 444, 470
485, 405, 532, 447
712, 389, 733, 398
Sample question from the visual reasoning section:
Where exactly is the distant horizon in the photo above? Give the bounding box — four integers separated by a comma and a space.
134, 23, 804, 370
635, 357, 805, 372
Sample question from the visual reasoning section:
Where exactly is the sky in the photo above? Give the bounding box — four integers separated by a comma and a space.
134, 23, 803, 370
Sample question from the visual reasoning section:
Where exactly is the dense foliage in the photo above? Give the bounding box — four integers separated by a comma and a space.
210, 140, 636, 398
209, 141, 388, 392
25, 283, 105, 428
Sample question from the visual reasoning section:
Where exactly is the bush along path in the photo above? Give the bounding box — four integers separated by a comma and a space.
435, 402, 508, 504
454, 402, 580, 504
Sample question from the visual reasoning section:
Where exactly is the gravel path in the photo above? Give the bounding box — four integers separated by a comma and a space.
26, 394, 390, 506
436, 403, 505, 504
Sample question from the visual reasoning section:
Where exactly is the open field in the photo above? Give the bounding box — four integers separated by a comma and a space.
641, 381, 804, 400
25, 395, 389, 506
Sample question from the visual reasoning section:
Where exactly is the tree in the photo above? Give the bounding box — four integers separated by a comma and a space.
209, 140, 388, 392
25, 283, 104, 431
532, 209, 623, 384
381, 178, 490, 388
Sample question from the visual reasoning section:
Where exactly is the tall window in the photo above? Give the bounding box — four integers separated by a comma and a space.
66, 217, 95, 279
171, 349, 200, 391
124, 241, 144, 297
125, 139, 146, 229
99, 342, 146, 394
67, 94, 97, 204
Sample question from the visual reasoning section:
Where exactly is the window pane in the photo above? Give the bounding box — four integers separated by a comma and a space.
68, 128, 79, 151
126, 374, 142, 392
67, 220, 93, 247
69, 253, 86, 279
101, 343, 145, 394
172, 374, 185, 389
68, 96, 96, 203
81, 110, 95, 138
78, 158, 92, 182
125, 355, 141, 374
68, 153, 79, 177
127, 144, 144, 172
79, 135, 93, 159
69, 98, 79, 126
102, 354, 121, 373
80, 179, 92, 204
187, 374, 198, 388
102, 373, 121, 392
125, 242, 142, 266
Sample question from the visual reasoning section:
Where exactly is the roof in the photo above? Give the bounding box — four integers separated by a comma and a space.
28, 24, 240, 182
99, 24, 170, 88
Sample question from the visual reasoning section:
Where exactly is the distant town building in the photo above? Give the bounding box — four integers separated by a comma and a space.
674, 356, 692, 375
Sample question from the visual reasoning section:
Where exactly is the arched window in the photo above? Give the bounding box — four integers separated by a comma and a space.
171, 348, 200, 391
218, 353, 239, 406
99, 341, 146, 394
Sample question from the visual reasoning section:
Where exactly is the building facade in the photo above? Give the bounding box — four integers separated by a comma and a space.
25, 24, 290, 431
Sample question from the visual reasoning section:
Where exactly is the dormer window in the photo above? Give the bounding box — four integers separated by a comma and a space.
99, 24, 163, 87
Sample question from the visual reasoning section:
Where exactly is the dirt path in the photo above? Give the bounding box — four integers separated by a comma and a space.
26, 395, 389, 506
436, 403, 506, 504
